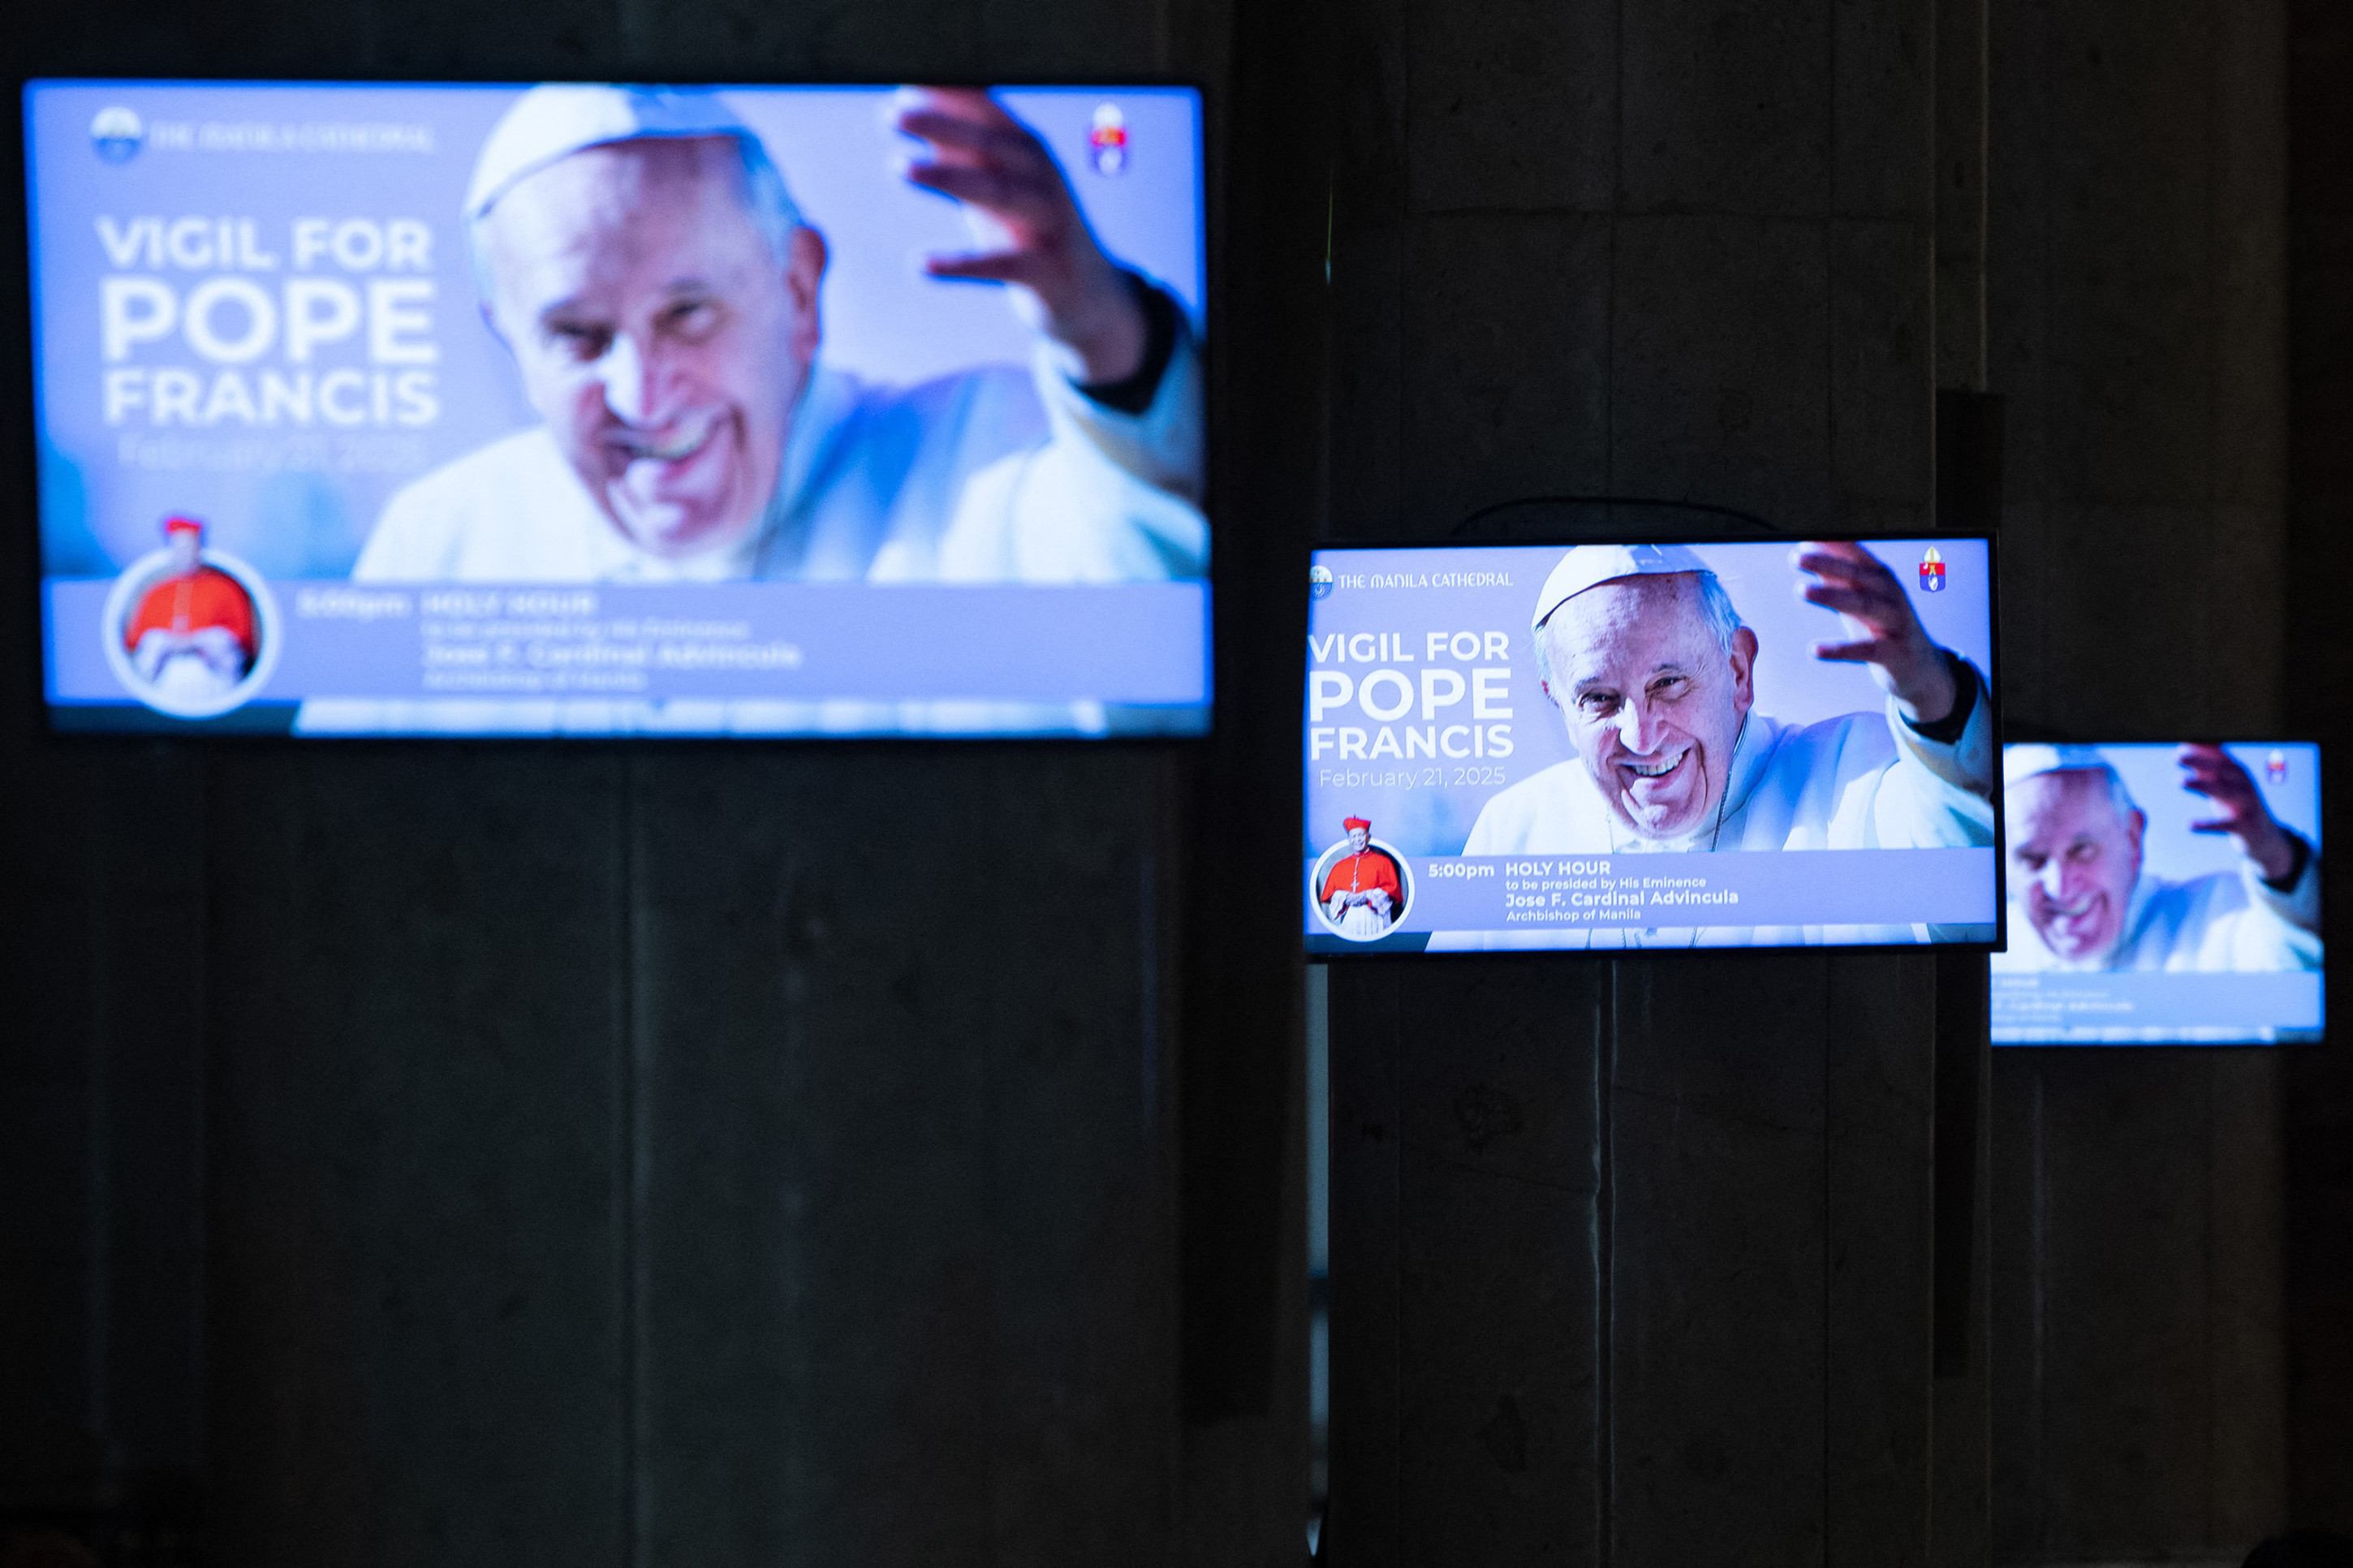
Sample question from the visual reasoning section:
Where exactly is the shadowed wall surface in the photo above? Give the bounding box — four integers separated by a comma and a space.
2283, 0, 2353, 1539
5, 0, 2346, 1563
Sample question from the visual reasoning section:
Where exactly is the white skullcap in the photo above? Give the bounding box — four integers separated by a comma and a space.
466, 84, 762, 219
2002, 743, 2115, 789
1531, 543, 1713, 631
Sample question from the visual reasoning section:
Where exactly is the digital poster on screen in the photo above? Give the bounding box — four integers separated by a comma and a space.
26, 79, 1209, 737
1993, 742, 2324, 1045
1302, 536, 2001, 954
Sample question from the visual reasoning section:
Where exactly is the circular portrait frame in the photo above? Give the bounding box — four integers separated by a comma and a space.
101, 546, 283, 720
1308, 834, 1416, 942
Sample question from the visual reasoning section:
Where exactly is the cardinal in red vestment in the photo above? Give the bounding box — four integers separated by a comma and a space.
1321, 816, 1401, 937
123, 515, 256, 699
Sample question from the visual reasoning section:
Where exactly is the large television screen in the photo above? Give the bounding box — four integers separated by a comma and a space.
1303, 536, 2001, 954
1992, 742, 2325, 1045
25, 79, 1209, 736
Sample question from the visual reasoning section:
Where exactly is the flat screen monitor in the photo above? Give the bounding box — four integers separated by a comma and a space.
1992, 741, 2325, 1045
25, 79, 1209, 737
1303, 536, 2002, 954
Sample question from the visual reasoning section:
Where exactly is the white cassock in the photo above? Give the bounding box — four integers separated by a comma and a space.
1992, 849, 2322, 976
1426, 684, 1995, 950
141, 643, 243, 703
295, 324, 1205, 738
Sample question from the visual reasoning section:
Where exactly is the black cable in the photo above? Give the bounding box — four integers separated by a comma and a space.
1450, 493, 1780, 539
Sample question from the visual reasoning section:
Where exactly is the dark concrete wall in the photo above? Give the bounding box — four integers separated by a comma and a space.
0, 0, 1321, 1563
6, 0, 2334, 1561
1983, 0, 2295, 1562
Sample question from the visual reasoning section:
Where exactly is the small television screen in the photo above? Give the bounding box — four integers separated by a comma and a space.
25, 79, 1209, 737
1991, 742, 2325, 1045
1303, 536, 2002, 954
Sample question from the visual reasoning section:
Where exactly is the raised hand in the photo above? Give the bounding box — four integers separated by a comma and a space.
893, 86, 1146, 386
2179, 743, 2299, 883
1791, 540, 1959, 726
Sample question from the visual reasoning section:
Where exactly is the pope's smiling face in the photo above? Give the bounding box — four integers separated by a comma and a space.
1542, 573, 1757, 843
480, 136, 825, 560
2006, 769, 2144, 965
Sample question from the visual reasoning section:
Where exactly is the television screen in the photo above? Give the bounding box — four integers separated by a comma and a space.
1992, 742, 2325, 1045
1303, 536, 2001, 954
25, 79, 1209, 737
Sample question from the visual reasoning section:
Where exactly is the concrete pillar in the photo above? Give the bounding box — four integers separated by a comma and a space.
1985, 0, 2292, 1561
1321, 0, 1949, 1561
1931, 5, 1997, 1566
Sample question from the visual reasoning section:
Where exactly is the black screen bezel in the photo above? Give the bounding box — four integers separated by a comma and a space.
1989, 735, 2329, 1049
13, 72, 1217, 747
1300, 529, 2009, 961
